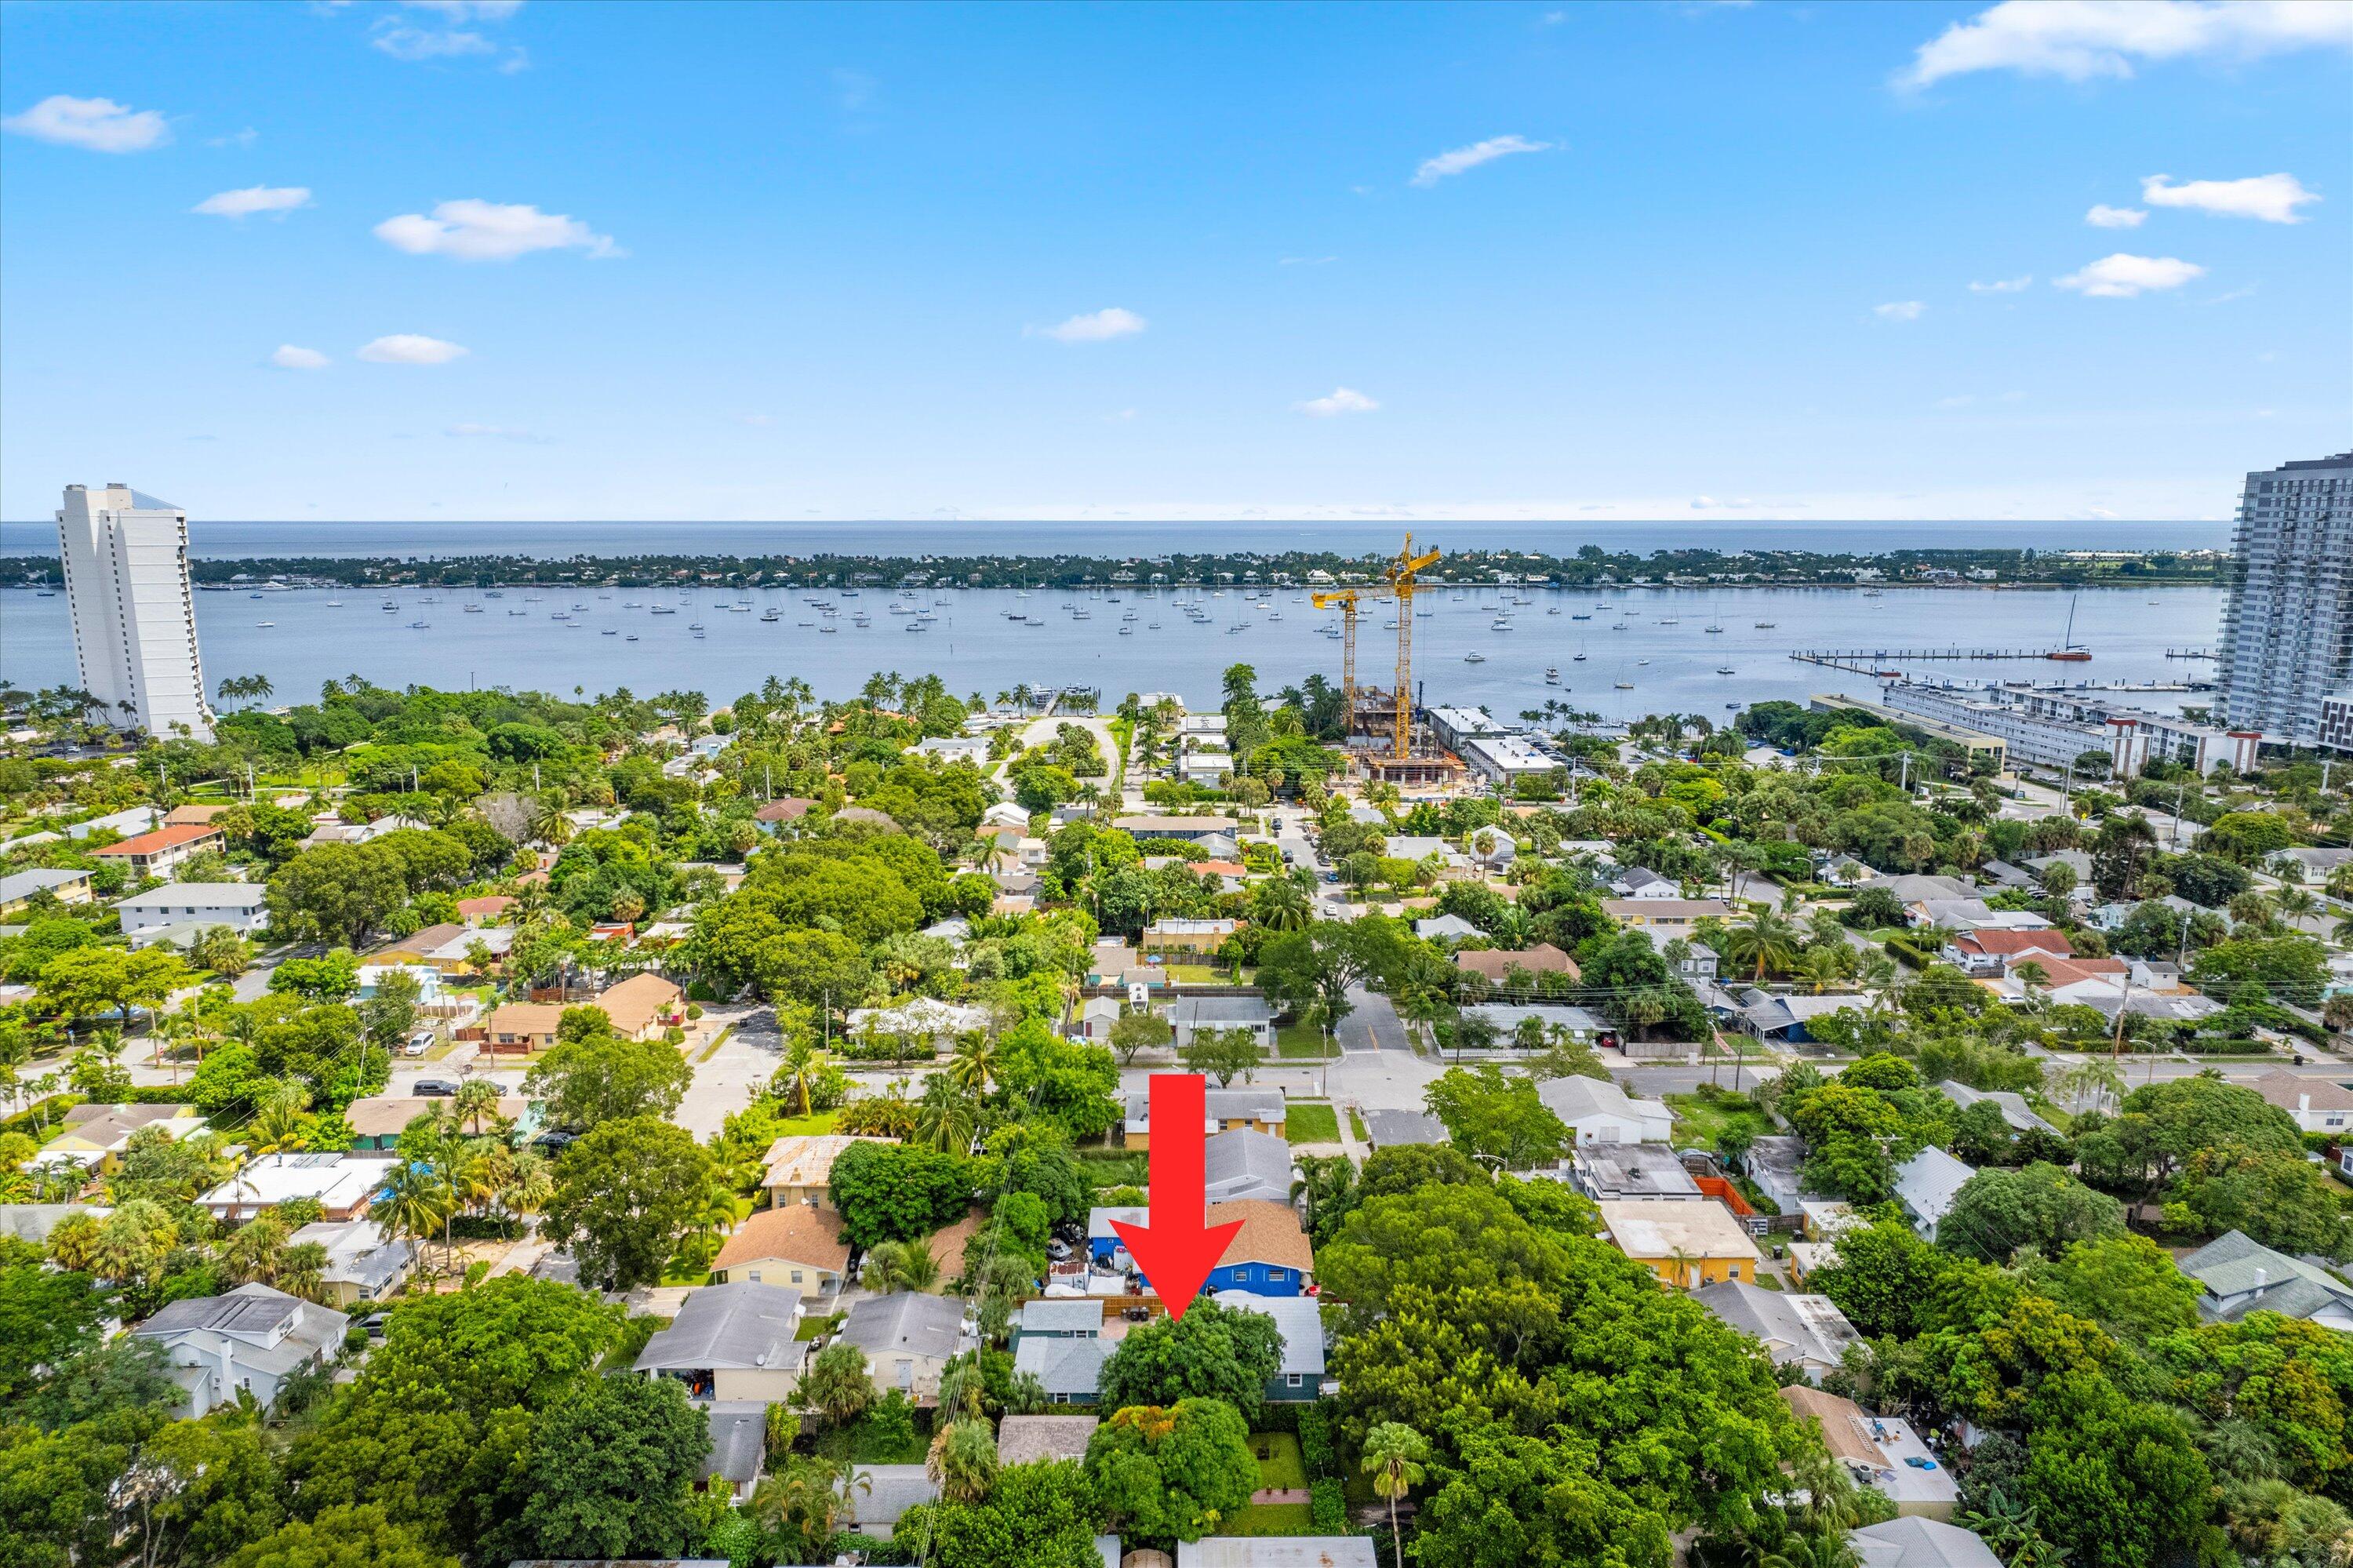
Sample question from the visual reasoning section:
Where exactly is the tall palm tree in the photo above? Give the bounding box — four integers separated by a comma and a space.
944, 1031, 997, 1096
926, 1417, 998, 1504
376, 1159, 455, 1277
452, 1078, 505, 1137
1726, 908, 1802, 982
529, 794, 575, 848
773, 1038, 831, 1119
498, 1148, 555, 1226
1664, 1246, 1700, 1289
1362, 1421, 1428, 1568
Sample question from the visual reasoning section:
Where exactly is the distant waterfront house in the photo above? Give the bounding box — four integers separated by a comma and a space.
133, 1284, 346, 1417
635, 1280, 809, 1401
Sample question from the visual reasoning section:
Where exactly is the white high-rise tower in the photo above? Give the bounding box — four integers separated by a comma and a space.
56, 483, 214, 741
2217, 452, 2352, 748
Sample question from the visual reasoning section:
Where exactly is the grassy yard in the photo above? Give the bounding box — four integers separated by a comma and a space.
1664, 1090, 1774, 1154
762, 1110, 843, 1137
1251, 1432, 1307, 1491
1077, 1149, 1149, 1189
1347, 1108, 1369, 1143
1285, 1103, 1341, 1144
1221, 1504, 1315, 1536
1275, 1024, 1332, 1060
1164, 962, 1238, 984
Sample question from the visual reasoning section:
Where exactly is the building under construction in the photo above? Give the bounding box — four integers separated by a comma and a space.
1311, 535, 1467, 788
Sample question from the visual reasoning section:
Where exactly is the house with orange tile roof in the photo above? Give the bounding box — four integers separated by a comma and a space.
91, 823, 223, 879
480, 1002, 564, 1054
712, 1204, 853, 1295
595, 973, 685, 1040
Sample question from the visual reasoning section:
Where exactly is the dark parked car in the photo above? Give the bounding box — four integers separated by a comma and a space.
413, 1078, 460, 1097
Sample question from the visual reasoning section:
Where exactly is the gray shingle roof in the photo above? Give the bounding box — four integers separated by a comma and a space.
1850, 1517, 2003, 1568
838, 1291, 969, 1362
1202, 1128, 1295, 1202
1013, 1333, 1108, 1398
1216, 1290, 1325, 1378
702, 1401, 769, 1486
1693, 1280, 1860, 1371
2177, 1229, 2353, 1322
635, 1281, 806, 1373
1014, 1298, 1104, 1337
846, 1464, 938, 1530
997, 1413, 1100, 1465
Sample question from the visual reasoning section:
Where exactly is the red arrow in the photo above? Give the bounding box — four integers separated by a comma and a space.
1109, 1073, 1243, 1321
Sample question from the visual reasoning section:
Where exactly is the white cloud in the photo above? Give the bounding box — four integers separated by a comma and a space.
269, 345, 329, 370
1410, 134, 1552, 187
208, 127, 259, 149
1900, 0, 2353, 87
374, 199, 617, 260
1874, 300, 1926, 322
358, 333, 469, 364
1298, 387, 1379, 417
195, 185, 313, 218
1031, 307, 1147, 344
1689, 496, 1757, 510
369, 3, 526, 67
405, 1, 524, 19
371, 22, 496, 59
2086, 204, 2146, 227
1968, 275, 2033, 292
2, 95, 169, 152
2141, 172, 2319, 223
1279, 255, 1338, 266
2053, 253, 2206, 297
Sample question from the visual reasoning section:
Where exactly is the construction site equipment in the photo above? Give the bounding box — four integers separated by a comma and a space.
1311, 533, 1442, 760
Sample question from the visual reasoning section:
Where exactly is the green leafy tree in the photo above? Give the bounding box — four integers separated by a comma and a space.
266, 843, 409, 948
1085, 1398, 1260, 1544
827, 1141, 973, 1252
1177, 1024, 1264, 1087
889, 1457, 1103, 1568
1362, 1421, 1428, 1568
220, 1504, 457, 1568
542, 1117, 715, 1290
801, 1339, 876, 1431
1422, 1064, 1570, 1172
1937, 1162, 2127, 1264
1094, 1301, 1284, 1419
509, 1374, 707, 1559
524, 1031, 693, 1129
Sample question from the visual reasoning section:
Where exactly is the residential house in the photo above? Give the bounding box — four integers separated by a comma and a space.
840, 1467, 940, 1533
1935, 1082, 2056, 1136
1893, 1148, 1975, 1244
1142, 917, 1239, 954
635, 1280, 809, 1401
1009, 1299, 1104, 1341
0, 867, 94, 915
997, 1414, 1099, 1467
1086, 941, 1141, 984
344, 1093, 531, 1149
45, 1102, 203, 1158
1694, 1281, 1862, 1383
1742, 1136, 1810, 1213
595, 972, 686, 1041
1976, 859, 2038, 893
480, 1002, 564, 1054
114, 882, 270, 948
1380, 836, 1471, 877
1537, 1075, 1673, 1145
1013, 1333, 1109, 1405
1865, 874, 1978, 906
199, 1153, 391, 1223
1849, 1519, 2002, 1568
1359, 1109, 1448, 1149
1167, 995, 1274, 1049
2245, 1069, 2353, 1135
699, 1401, 771, 1502
2177, 1230, 2353, 1330
289, 1220, 415, 1307
844, 997, 991, 1042
913, 735, 990, 764
1086, 1199, 1313, 1297
1942, 927, 2075, 977
1123, 1086, 1285, 1151
1178, 1539, 1377, 1567
1738, 991, 1867, 1046
373, 922, 472, 973
1453, 942, 1579, 988
1600, 897, 1733, 933
1111, 814, 1235, 843
456, 895, 515, 925
300, 813, 428, 849
0, 1203, 112, 1246
1220, 1290, 1326, 1401
356, 964, 442, 1004
1466, 1001, 1609, 1043
1075, 995, 1122, 1043
132, 1284, 347, 1417
1413, 913, 1482, 941
711, 1204, 853, 1296
1569, 1144, 1702, 1202
1598, 1199, 1764, 1286
836, 1291, 972, 1399
70, 806, 158, 839
761, 1134, 893, 1208
1609, 866, 1682, 900
1202, 1128, 1296, 1203
753, 798, 816, 829
1631, 924, 1718, 982
92, 822, 224, 879
1782, 1385, 1960, 1519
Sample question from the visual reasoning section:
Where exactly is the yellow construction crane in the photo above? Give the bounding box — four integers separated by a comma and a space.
1312, 533, 1442, 761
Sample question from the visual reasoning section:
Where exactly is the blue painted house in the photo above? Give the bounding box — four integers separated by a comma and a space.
1086, 1199, 1313, 1299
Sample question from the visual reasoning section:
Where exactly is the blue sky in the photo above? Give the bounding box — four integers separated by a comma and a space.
2, 0, 2347, 525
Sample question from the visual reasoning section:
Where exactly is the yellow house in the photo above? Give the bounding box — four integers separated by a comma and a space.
1598, 1199, 1763, 1287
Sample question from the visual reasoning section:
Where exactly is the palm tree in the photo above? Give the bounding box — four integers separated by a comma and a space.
915, 1078, 980, 1155
1362, 1421, 1428, 1568
1664, 1246, 1700, 1289
2057, 1057, 2124, 1115
801, 1340, 876, 1432
1795, 947, 1846, 995
2274, 886, 2320, 926
773, 1038, 831, 1118
452, 1078, 505, 1137
529, 794, 575, 848
376, 1159, 456, 1277
944, 1031, 997, 1096
498, 1148, 554, 1225
1726, 908, 1802, 982
926, 1417, 998, 1503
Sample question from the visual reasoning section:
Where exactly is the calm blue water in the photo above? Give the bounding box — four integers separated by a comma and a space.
0, 518, 2232, 561
1, 576, 2226, 722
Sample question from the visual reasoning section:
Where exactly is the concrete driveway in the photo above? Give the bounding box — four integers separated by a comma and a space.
678, 1005, 778, 1139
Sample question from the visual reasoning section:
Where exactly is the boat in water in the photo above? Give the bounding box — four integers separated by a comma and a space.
1464, 651, 1486, 663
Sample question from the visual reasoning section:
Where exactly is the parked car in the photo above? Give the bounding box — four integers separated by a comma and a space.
413, 1078, 460, 1097
402, 1028, 435, 1057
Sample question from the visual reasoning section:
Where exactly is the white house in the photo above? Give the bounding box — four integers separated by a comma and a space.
1535, 1074, 1673, 1144
1893, 1147, 1975, 1244
2244, 1070, 2353, 1136
132, 1283, 347, 1417
1609, 867, 1682, 900
199, 1153, 394, 1224
116, 882, 271, 948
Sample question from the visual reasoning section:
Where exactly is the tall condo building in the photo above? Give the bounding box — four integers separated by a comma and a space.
56, 483, 215, 742
2217, 451, 2352, 748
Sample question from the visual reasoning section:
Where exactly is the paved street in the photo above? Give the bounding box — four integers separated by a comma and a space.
677, 1005, 776, 1138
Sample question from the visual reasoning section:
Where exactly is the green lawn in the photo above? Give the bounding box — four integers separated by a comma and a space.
1347, 1108, 1369, 1144
1663, 1091, 1773, 1154
1078, 1150, 1149, 1189
1284, 1103, 1341, 1144
1275, 1024, 1332, 1060
1251, 1432, 1307, 1491
1220, 1504, 1315, 1536
762, 1110, 842, 1137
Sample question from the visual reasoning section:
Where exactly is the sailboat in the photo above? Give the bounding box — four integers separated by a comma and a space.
2047, 593, 2093, 661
